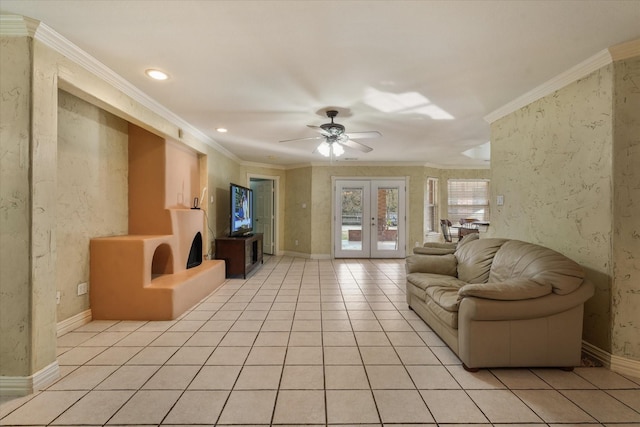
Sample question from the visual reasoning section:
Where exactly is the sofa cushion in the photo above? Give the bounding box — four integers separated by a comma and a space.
406, 273, 466, 292
406, 254, 457, 276
489, 240, 585, 295
455, 238, 508, 284
458, 279, 552, 301
425, 286, 461, 311
426, 298, 458, 329
457, 232, 479, 248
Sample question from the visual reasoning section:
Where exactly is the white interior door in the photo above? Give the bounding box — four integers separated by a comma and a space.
334, 178, 406, 258
251, 179, 274, 254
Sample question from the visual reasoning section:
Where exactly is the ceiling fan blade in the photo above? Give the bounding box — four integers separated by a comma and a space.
339, 138, 373, 153
279, 136, 323, 143
345, 131, 382, 139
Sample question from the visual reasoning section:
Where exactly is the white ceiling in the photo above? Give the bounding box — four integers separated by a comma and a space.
2, 1, 639, 167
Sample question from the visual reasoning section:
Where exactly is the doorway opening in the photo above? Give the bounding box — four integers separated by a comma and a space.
249, 174, 279, 255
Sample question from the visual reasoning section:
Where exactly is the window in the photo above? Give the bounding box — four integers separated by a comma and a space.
447, 179, 490, 224
424, 177, 438, 232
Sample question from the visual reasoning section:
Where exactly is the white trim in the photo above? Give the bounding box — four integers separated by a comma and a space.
582, 341, 640, 379
0, 15, 239, 162
241, 160, 287, 170
282, 250, 311, 259
609, 38, 640, 61
0, 15, 39, 36
485, 49, 613, 124
281, 251, 331, 260
56, 309, 92, 337
247, 173, 281, 256
0, 361, 60, 396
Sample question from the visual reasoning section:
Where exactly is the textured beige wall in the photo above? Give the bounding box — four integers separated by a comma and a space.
0, 36, 33, 376
284, 167, 312, 254
207, 149, 242, 256
489, 64, 615, 353
56, 91, 128, 322
612, 56, 640, 360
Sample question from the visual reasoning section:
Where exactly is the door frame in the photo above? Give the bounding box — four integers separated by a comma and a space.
247, 173, 280, 255
331, 176, 409, 259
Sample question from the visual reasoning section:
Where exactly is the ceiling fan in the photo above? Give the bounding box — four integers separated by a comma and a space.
280, 110, 381, 157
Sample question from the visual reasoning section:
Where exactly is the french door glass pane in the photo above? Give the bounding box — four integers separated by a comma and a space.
341, 187, 363, 251
376, 187, 398, 251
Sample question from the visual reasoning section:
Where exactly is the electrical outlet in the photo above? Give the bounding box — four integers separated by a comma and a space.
295, 240, 299, 246
497, 195, 504, 206
77, 282, 88, 296
56, 291, 61, 304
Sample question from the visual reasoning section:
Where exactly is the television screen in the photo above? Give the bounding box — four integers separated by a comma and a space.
229, 183, 253, 237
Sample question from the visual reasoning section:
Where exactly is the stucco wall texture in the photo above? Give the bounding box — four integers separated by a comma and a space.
489, 56, 639, 361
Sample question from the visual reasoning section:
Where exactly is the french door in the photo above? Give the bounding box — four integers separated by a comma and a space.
334, 178, 406, 258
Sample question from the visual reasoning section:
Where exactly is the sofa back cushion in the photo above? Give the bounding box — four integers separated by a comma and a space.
489, 240, 585, 294
455, 238, 508, 283
406, 254, 457, 276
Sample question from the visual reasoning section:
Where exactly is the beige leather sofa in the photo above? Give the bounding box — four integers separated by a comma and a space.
405, 237, 594, 370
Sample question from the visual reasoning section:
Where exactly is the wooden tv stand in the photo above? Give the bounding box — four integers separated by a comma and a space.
215, 233, 263, 278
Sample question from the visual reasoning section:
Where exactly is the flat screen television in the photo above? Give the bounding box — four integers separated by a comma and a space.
229, 183, 253, 237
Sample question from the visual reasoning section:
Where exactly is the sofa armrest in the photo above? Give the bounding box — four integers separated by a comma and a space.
459, 279, 595, 322
405, 254, 457, 276
458, 279, 552, 301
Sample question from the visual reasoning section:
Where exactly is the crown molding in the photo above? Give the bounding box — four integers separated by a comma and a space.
240, 160, 287, 170
485, 48, 613, 124
0, 14, 39, 36
5, 16, 239, 162
609, 38, 640, 61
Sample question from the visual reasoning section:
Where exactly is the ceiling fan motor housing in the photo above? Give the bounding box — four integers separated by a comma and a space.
321, 110, 345, 135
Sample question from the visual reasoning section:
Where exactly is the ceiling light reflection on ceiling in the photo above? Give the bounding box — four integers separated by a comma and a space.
145, 69, 169, 80
216, 128, 228, 133
317, 142, 344, 158
462, 141, 491, 161
363, 87, 454, 120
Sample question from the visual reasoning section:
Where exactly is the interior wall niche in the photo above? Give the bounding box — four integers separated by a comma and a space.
56, 90, 128, 322
152, 243, 174, 277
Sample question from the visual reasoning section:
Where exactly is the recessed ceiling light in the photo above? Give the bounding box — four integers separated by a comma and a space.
145, 69, 169, 80
216, 128, 228, 133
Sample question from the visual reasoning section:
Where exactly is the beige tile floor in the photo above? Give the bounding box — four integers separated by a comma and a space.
2, 256, 640, 426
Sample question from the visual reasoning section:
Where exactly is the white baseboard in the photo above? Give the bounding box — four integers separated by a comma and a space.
0, 361, 60, 396
56, 309, 92, 337
282, 250, 311, 259
583, 340, 640, 379
282, 251, 332, 260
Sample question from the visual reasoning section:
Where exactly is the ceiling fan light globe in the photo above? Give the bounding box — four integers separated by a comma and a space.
318, 141, 331, 157
333, 143, 345, 157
